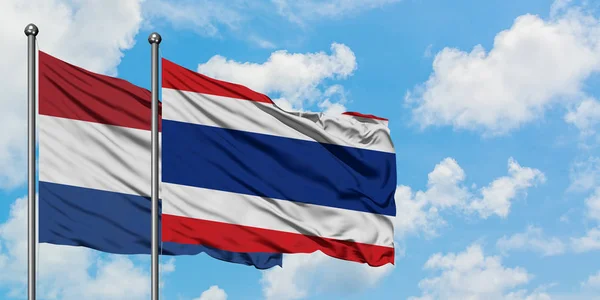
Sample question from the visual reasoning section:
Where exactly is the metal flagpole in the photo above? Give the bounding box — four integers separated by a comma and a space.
148, 32, 162, 300
25, 23, 39, 300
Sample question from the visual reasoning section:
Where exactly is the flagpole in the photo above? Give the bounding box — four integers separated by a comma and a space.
149, 32, 162, 300
24, 23, 39, 300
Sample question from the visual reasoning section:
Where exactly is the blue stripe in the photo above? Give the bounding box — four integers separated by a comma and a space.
39, 181, 282, 269
162, 120, 397, 216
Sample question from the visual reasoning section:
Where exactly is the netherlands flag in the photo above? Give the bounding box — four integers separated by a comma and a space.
37, 51, 282, 269
160, 59, 397, 266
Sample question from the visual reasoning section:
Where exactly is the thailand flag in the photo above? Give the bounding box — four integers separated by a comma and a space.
161, 59, 397, 266
37, 51, 282, 269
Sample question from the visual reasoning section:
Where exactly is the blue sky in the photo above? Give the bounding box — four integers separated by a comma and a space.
2, 0, 600, 299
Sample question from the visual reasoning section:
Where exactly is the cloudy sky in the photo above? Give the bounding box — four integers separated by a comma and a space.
2, 0, 600, 299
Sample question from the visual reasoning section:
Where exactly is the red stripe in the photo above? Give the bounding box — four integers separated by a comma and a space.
161, 58, 274, 104
162, 214, 395, 267
39, 51, 161, 131
343, 112, 388, 121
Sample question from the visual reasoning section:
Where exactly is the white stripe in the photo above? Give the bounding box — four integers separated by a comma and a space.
39, 115, 157, 196
162, 88, 395, 153
162, 182, 395, 247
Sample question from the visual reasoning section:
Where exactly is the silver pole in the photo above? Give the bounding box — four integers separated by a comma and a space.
148, 32, 162, 300
24, 23, 38, 300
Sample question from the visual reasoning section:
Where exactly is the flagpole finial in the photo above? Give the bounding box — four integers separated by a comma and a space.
24, 23, 39, 36
148, 32, 162, 44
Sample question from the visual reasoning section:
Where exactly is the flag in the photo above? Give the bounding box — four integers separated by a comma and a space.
160, 58, 397, 267
38, 51, 282, 269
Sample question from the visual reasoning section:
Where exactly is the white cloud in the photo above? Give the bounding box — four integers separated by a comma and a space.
468, 158, 546, 218
393, 157, 468, 238
569, 156, 600, 192
550, 0, 574, 17
582, 270, 600, 289
0, 196, 175, 299
248, 35, 277, 49
143, 0, 397, 46
394, 185, 445, 238
197, 43, 356, 112
0, 0, 144, 189
569, 186, 600, 253
143, 0, 399, 39
143, 0, 245, 37
422, 157, 471, 209
409, 244, 546, 300
504, 289, 553, 300
316, 84, 350, 115
194, 285, 228, 300
395, 157, 545, 237
571, 228, 600, 253
272, 0, 400, 25
406, 5, 600, 135
260, 252, 394, 300
565, 98, 600, 137
585, 187, 600, 221
424, 44, 434, 58
496, 226, 566, 256
160, 257, 176, 274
